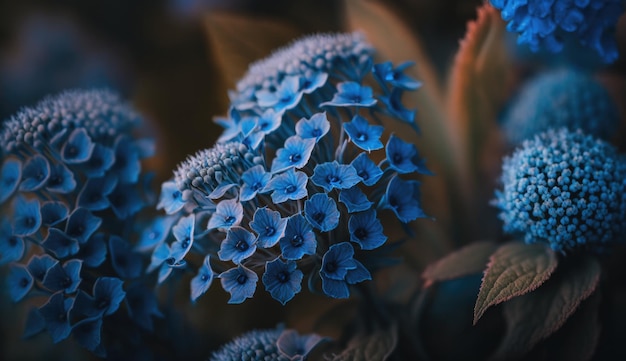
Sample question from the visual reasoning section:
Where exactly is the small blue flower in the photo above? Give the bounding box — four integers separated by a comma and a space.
256, 108, 283, 135
348, 209, 387, 250
343, 115, 384, 151
373, 61, 422, 90
379, 88, 418, 131
304, 193, 340, 232
265, 169, 309, 204
0, 220, 24, 265
27, 254, 57, 281
76, 233, 107, 268
147, 242, 175, 284
320, 243, 371, 299
42, 259, 82, 293
279, 214, 317, 260
77, 175, 117, 211
490, 0, 624, 63
0, 159, 21, 203
109, 235, 143, 279
255, 76, 304, 111
72, 277, 126, 318
276, 329, 327, 360
320, 242, 356, 281
19, 154, 50, 191
12, 196, 41, 236
271, 136, 316, 173
135, 216, 176, 252
386, 135, 428, 174
321, 81, 377, 107
339, 186, 373, 213
311, 161, 360, 192
171, 214, 195, 262
250, 207, 288, 248
157, 180, 186, 215
65, 208, 102, 244
208, 198, 243, 230
301, 72, 329, 94
262, 258, 303, 305
81, 144, 115, 178
240, 165, 271, 202
350, 153, 383, 186
295, 112, 330, 142
41, 201, 69, 226
220, 265, 258, 304
383, 175, 427, 223
218, 226, 257, 264
108, 182, 144, 219
45, 163, 76, 194
111, 135, 141, 183
42, 228, 79, 259
190, 254, 214, 302
7, 264, 33, 302
39, 291, 73, 343
61, 128, 95, 164
72, 318, 103, 355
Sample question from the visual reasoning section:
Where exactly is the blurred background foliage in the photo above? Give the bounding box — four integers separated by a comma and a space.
1, 0, 625, 360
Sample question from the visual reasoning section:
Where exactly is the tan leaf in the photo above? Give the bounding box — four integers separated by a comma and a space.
474, 242, 558, 324
203, 12, 301, 90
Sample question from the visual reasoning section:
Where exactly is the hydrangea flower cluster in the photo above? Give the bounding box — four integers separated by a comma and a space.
494, 128, 626, 252
0, 89, 161, 356
501, 68, 619, 145
148, 32, 429, 305
490, 0, 624, 63
209, 326, 325, 361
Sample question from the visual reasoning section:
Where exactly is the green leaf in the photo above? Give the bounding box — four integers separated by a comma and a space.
330, 323, 398, 361
422, 241, 499, 287
474, 242, 558, 324
493, 256, 601, 359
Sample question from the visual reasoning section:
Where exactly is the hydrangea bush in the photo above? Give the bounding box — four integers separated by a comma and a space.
0, 89, 161, 356
147, 32, 429, 305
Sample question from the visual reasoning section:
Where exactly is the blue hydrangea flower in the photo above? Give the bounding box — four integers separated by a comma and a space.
279, 214, 318, 261
495, 128, 626, 252
311, 161, 360, 192
0, 89, 161, 355
190, 254, 214, 303
348, 209, 387, 250
490, 0, 624, 63
320, 242, 371, 299
152, 33, 429, 305
501, 68, 620, 145
265, 168, 309, 203
304, 194, 340, 232
295, 112, 330, 142
250, 207, 288, 248
210, 327, 326, 361
321, 81, 377, 107
262, 258, 303, 305
271, 136, 316, 173
220, 264, 258, 304
343, 115, 384, 151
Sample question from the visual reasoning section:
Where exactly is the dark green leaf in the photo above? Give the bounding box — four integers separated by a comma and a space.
474, 242, 558, 324
493, 256, 601, 359
422, 241, 498, 287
